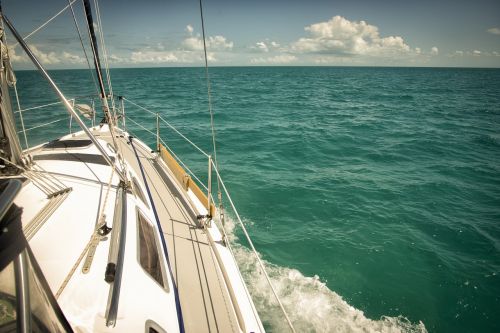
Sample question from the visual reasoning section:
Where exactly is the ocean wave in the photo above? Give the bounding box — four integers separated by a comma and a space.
225, 218, 427, 333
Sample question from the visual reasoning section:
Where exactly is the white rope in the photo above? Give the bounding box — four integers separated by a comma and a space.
32, 163, 67, 190
92, 0, 116, 112
0, 156, 63, 196
56, 163, 116, 299
198, 0, 223, 210
10, 0, 77, 49
67, 0, 100, 96
12, 87, 28, 148
56, 229, 95, 298
198, 0, 219, 164
83, 0, 124, 176
211, 159, 296, 332
2, 19, 29, 150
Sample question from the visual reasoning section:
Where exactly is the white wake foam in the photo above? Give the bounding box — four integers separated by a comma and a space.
226, 218, 427, 333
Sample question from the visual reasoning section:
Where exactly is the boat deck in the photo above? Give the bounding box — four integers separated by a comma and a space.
97, 132, 241, 333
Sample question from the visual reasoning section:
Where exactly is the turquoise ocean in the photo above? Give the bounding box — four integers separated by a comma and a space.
12, 67, 500, 332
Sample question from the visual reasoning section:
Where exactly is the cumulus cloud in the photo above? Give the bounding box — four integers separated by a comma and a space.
131, 51, 179, 63
255, 41, 268, 52
129, 50, 215, 64
250, 55, 297, 64
487, 27, 500, 35
7, 45, 86, 66
109, 54, 125, 63
430, 46, 439, 55
182, 35, 233, 51
182, 24, 233, 51
106, 24, 229, 65
30, 45, 61, 64
447, 49, 500, 58
252, 40, 281, 53
291, 16, 413, 57
62, 52, 85, 64
6, 46, 27, 63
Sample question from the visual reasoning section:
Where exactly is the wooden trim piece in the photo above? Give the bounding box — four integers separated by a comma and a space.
159, 144, 215, 216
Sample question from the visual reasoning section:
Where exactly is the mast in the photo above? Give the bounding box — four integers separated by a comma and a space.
82, 0, 112, 124
0, 7, 24, 172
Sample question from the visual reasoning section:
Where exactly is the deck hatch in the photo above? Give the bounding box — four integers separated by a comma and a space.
137, 211, 165, 289
131, 176, 149, 208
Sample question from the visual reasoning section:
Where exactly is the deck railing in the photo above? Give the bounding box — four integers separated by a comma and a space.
14, 97, 97, 150
118, 96, 296, 332
13, 93, 295, 332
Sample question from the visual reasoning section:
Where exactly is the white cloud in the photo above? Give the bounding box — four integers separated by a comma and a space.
182, 35, 233, 51
430, 46, 439, 55
7, 46, 27, 63
30, 45, 61, 65
487, 27, 500, 35
313, 55, 361, 64
131, 51, 179, 63
62, 52, 85, 64
9, 45, 86, 66
255, 41, 269, 52
252, 40, 281, 53
186, 24, 194, 35
129, 50, 216, 64
109, 54, 125, 63
291, 16, 414, 57
250, 54, 297, 64
447, 49, 500, 58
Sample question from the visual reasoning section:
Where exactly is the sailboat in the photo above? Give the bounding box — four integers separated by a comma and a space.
0, 1, 295, 332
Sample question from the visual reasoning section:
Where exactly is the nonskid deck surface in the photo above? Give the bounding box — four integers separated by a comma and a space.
95, 133, 240, 333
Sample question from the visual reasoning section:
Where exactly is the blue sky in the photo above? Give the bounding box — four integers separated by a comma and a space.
3, 0, 500, 68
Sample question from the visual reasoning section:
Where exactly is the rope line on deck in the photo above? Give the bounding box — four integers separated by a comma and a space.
129, 137, 185, 333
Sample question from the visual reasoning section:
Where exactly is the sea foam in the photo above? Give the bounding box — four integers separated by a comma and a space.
226, 218, 427, 333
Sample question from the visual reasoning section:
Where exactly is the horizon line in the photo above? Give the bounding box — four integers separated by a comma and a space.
13, 64, 500, 71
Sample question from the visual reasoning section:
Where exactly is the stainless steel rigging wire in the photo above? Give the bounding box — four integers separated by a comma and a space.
197, 1, 296, 332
